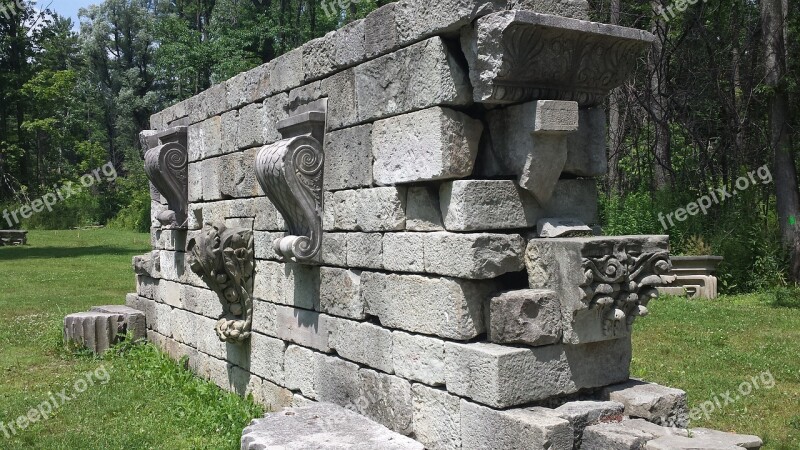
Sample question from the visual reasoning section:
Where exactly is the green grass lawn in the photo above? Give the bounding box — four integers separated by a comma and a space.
632, 295, 800, 449
1, 230, 798, 449
0, 229, 262, 449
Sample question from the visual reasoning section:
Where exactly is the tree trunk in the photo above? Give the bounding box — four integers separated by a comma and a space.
649, 0, 672, 189
762, 0, 800, 281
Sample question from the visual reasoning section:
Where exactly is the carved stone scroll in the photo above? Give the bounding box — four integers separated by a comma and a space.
255, 108, 326, 264
143, 127, 189, 229
187, 222, 255, 343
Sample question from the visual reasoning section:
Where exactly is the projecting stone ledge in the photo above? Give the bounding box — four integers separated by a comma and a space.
241, 403, 424, 450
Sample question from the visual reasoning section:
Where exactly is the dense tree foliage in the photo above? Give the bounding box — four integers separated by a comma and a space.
0, 0, 796, 292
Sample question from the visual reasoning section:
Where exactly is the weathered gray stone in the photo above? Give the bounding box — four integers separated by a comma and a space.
225, 63, 271, 109
538, 217, 593, 238
358, 369, 414, 435
323, 69, 358, 130
275, 305, 331, 352
382, 233, 425, 273
319, 267, 365, 319
485, 289, 563, 346
303, 19, 366, 82
406, 186, 444, 231
645, 435, 747, 450
250, 332, 286, 384
237, 94, 289, 149
284, 345, 317, 398
364, 3, 400, 57
254, 231, 284, 261
252, 299, 277, 337
241, 403, 424, 450
220, 109, 238, 155
690, 428, 763, 449
392, 331, 446, 386
320, 232, 348, 267
323, 124, 373, 191
315, 353, 362, 408
445, 338, 632, 408
582, 422, 655, 450
254, 260, 320, 310
619, 418, 690, 438
90, 305, 147, 341
601, 380, 689, 428
188, 83, 226, 123
353, 37, 472, 126
329, 317, 393, 373
200, 156, 222, 201
244, 374, 295, 411
564, 106, 608, 177
188, 116, 222, 162
411, 384, 461, 450
346, 233, 384, 269
440, 179, 598, 232
266, 47, 304, 94
330, 187, 407, 232
460, 400, 573, 450
362, 272, 491, 340
553, 401, 625, 446
64, 311, 126, 354
372, 107, 482, 185
422, 232, 525, 279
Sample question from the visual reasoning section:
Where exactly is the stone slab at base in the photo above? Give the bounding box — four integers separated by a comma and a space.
0, 229, 27, 246
240, 402, 424, 449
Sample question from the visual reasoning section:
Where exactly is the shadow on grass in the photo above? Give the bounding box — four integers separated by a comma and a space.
772, 288, 800, 309
0, 245, 137, 260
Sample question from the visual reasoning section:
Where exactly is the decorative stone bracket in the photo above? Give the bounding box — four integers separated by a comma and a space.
187, 222, 255, 343
255, 104, 326, 264
526, 236, 674, 344
143, 126, 189, 229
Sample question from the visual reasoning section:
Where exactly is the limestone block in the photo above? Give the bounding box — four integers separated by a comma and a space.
253, 196, 287, 231
241, 373, 294, 411
358, 369, 414, 435
382, 233, 425, 273
275, 305, 331, 352
266, 47, 304, 94
284, 344, 317, 398
63, 312, 125, 354
240, 403, 424, 450
91, 305, 147, 341
364, 3, 400, 57
445, 338, 632, 408
220, 109, 238, 155
329, 317, 393, 373
565, 106, 608, 176
303, 19, 366, 82
439, 179, 598, 232
236, 94, 289, 150
538, 217, 593, 238
188, 83, 226, 124
250, 332, 286, 384
526, 236, 672, 344
422, 232, 525, 279
392, 331, 446, 386
323, 69, 358, 131
254, 260, 320, 311
188, 116, 222, 162
254, 231, 284, 261
362, 272, 491, 340
460, 400, 573, 450
188, 162, 202, 203
200, 156, 221, 201
346, 233, 383, 269
645, 435, 751, 450
485, 289, 563, 346
252, 299, 277, 337
155, 279, 183, 308
314, 353, 361, 408
219, 148, 261, 198
582, 422, 655, 450
225, 63, 271, 109
319, 267, 365, 320
411, 384, 461, 450
169, 308, 198, 346
152, 229, 187, 251
552, 401, 625, 446
406, 186, 444, 231
181, 284, 223, 318
600, 380, 689, 428
353, 37, 472, 126
689, 428, 763, 449
154, 303, 173, 337
372, 107, 482, 185
321, 233, 348, 267
330, 187, 407, 232
323, 124, 373, 191
323, 191, 336, 231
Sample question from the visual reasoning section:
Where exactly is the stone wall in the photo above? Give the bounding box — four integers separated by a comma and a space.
124, 1, 741, 449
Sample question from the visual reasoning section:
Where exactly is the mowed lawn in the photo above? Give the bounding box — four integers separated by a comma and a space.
632, 295, 800, 449
0, 229, 262, 449
0, 230, 798, 449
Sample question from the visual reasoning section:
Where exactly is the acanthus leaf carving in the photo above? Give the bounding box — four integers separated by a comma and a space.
143, 126, 189, 229
187, 222, 255, 343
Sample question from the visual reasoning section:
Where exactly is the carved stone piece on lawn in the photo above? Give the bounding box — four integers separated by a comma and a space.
187, 222, 255, 343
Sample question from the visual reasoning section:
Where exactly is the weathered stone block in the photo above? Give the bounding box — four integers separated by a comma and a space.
439, 179, 598, 232
220, 109, 238, 155
411, 384, 461, 450
254, 260, 320, 310
330, 187, 407, 232
320, 232, 348, 267
353, 37, 472, 125
64, 312, 126, 354
266, 47, 304, 94
485, 289, 562, 346
319, 267, 365, 320
323, 69, 358, 130
372, 107, 482, 185
406, 186, 444, 231
275, 305, 331, 352
188, 83, 226, 123
188, 116, 222, 162
565, 106, 608, 177
323, 124, 373, 191
422, 232, 525, 279
582, 422, 655, 450
358, 369, 414, 436
600, 380, 689, 428
346, 233, 384, 269
89, 305, 147, 341
314, 353, 361, 408
392, 331, 446, 386
552, 401, 625, 446
329, 317, 393, 373
445, 338, 632, 408
200, 157, 221, 201
460, 400, 573, 450
362, 272, 491, 340
241, 403, 424, 450
236, 94, 288, 150
382, 233, 425, 273
252, 299, 277, 337
284, 344, 317, 398
526, 236, 672, 344
365, 3, 400, 57
303, 19, 366, 82
250, 332, 286, 384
